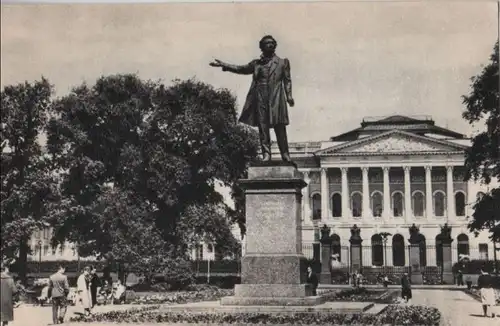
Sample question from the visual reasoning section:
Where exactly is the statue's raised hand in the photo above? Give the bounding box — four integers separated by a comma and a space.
209, 59, 224, 67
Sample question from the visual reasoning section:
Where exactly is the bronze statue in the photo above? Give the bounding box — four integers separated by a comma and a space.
440, 223, 452, 240
320, 224, 331, 241
210, 35, 295, 163
409, 223, 421, 244
350, 224, 361, 238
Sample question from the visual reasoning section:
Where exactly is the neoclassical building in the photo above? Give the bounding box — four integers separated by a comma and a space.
273, 115, 496, 267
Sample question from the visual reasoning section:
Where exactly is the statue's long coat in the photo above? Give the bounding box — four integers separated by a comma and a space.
223, 55, 293, 127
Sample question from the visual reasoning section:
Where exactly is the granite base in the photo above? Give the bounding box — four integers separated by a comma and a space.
220, 295, 325, 306
160, 300, 376, 314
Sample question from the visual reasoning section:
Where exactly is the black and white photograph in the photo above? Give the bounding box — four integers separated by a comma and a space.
1, 1, 499, 325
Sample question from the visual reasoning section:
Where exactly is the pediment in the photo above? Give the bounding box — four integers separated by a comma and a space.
317, 130, 467, 156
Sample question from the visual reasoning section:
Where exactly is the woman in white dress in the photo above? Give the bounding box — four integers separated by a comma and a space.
478, 268, 496, 318
76, 266, 92, 316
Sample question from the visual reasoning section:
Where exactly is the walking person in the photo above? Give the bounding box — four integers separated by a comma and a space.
76, 266, 92, 316
1, 263, 17, 326
477, 268, 496, 318
401, 273, 412, 304
306, 266, 319, 296
89, 266, 101, 308
48, 265, 70, 324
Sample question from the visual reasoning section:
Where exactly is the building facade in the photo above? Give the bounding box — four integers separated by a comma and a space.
279, 115, 496, 267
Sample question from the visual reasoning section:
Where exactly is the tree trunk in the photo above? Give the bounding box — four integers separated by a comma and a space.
18, 238, 29, 285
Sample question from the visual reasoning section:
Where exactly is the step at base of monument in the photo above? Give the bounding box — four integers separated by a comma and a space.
160, 300, 374, 314
220, 295, 325, 306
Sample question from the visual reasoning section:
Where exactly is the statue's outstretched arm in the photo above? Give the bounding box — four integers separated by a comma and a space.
210, 59, 255, 75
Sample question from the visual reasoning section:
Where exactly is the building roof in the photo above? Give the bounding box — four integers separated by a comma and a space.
330, 115, 466, 141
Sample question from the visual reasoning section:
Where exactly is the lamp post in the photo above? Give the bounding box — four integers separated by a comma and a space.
37, 240, 42, 274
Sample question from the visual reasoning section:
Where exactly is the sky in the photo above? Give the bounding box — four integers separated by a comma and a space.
1, 1, 498, 143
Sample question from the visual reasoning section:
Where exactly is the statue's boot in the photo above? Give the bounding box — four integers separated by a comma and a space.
275, 124, 297, 168
259, 125, 272, 161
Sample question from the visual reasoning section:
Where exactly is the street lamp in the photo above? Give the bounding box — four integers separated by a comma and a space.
37, 240, 42, 274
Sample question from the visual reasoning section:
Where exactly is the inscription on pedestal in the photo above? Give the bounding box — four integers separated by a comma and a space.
246, 193, 301, 254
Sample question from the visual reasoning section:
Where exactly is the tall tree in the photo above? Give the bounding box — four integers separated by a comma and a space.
462, 41, 499, 242
47, 75, 259, 258
1, 78, 59, 282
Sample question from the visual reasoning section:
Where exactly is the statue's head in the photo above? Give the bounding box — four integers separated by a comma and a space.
259, 35, 277, 54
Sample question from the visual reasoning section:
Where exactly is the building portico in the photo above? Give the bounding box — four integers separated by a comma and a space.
271, 115, 496, 267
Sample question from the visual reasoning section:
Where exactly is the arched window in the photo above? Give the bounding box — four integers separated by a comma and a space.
435, 234, 443, 267
479, 243, 489, 260
312, 193, 321, 220
455, 192, 465, 216
331, 193, 342, 218
371, 234, 384, 266
371, 191, 383, 217
419, 234, 427, 267
412, 191, 425, 217
457, 234, 470, 261
392, 192, 404, 217
351, 192, 362, 217
392, 234, 405, 266
331, 234, 341, 262
433, 191, 446, 217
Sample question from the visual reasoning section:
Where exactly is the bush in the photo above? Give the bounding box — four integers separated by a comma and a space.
70, 304, 441, 325
323, 288, 398, 303
453, 260, 499, 274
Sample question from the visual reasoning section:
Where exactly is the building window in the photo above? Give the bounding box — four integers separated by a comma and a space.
392, 192, 404, 217
371, 191, 383, 217
479, 243, 489, 260
476, 191, 485, 201
455, 192, 466, 216
43, 245, 49, 256
207, 244, 213, 253
435, 235, 443, 267
419, 235, 427, 267
371, 234, 383, 266
331, 193, 342, 217
43, 228, 50, 239
433, 191, 446, 217
457, 234, 470, 261
313, 243, 320, 261
312, 193, 321, 220
195, 244, 204, 260
412, 191, 425, 217
331, 234, 341, 262
392, 234, 405, 266
351, 192, 362, 217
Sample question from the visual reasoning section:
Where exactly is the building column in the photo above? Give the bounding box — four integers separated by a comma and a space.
425, 165, 433, 220
404, 166, 412, 220
446, 166, 455, 219
341, 167, 349, 219
383, 167, 391, 220
321, 168, 329, 220
303, 171, 311, 224
362, 167, 370, 218
466, 180, 474, 217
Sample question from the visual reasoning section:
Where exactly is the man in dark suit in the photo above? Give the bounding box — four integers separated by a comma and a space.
307, 266, 319, 296
210, 35, 295, 164
48, 265, 70, 324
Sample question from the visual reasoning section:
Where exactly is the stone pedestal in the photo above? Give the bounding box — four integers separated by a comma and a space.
350, 244, 362, 273
220, 163, 324, 306
320, 237, 332, 285
409, 244, 423, 285
442, 244, 454, 284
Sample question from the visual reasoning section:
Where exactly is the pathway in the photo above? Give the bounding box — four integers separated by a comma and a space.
8, 289, 499, 325
411, 289, 500, 326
